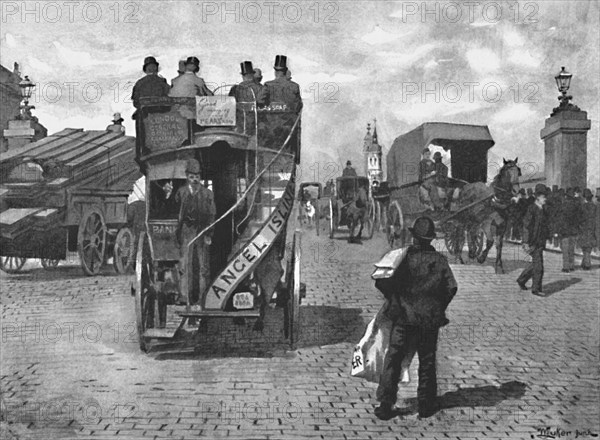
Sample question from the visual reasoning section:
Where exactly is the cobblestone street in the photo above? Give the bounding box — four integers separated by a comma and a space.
1, 225, 599, 440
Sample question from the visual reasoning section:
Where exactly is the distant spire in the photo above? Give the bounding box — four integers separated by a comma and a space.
372, 118, 378, 144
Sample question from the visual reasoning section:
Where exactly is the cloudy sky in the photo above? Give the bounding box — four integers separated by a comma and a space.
2, 0, 599, 186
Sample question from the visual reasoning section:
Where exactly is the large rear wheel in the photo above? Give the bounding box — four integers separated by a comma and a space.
0, 256, 27, 274
77, 207, 107, 276
387, 201, 404, 248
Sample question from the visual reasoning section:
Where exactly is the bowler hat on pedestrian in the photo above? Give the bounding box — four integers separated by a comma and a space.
534, 184, 548, 197
274, 55, 288, 71
346, 160, 352, 166
240, 61, 255, 75
185, 159, 201, 174
433, 152, 442, 159
408, 216, 437, 241
143, 56, 159, 72
112, 112, 124, 123
583, 188, 593, 200
185, 56, 200, 73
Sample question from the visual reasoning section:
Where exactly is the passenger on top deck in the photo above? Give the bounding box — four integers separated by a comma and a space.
265, 55, 302, 112
342, 160, 358, 177
253, 68, 263, 85
229, 61, 269, 107
131, 56, 170, 112
106, 112, 125, 134
171, 59, 186, 84
169, 56, 214, 98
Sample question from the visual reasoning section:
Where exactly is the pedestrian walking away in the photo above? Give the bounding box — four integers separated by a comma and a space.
373, 216, 458, 420
517, 184, 550, 296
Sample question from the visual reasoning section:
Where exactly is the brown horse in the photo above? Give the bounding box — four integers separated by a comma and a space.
454, 158, 522, 274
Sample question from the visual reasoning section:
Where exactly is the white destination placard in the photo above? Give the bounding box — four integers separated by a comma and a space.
196, 96, 236, 126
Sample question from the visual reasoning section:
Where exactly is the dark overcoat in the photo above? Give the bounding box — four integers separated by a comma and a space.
375, 244, 458, 329
521, 203, 549, 248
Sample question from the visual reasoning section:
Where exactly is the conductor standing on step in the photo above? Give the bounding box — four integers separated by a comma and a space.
374, 217, 458, 420
176, 159, 216, 305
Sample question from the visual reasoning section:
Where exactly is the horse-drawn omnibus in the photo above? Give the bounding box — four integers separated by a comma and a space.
384, 122, 522, 273
132, 95, 303, 351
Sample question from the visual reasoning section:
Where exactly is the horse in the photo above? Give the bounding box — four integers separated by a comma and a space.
346, 186, 368, 243
452, 158, 522, 274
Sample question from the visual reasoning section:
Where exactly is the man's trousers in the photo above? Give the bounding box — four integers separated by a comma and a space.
560, 236, 576, 270
517, 246, 544, 293
376, 323, 439, 414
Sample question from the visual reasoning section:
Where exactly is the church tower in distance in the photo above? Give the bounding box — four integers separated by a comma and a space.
363, 119, 383, 192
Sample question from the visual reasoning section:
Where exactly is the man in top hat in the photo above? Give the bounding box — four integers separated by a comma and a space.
517, 184, 550, 296
106, 112, 125, 134
265, 55, 302, 112
175, 158, 216, 305
229, 61, 269, 107
169, 56, 214, 98
342, 160, 357, 177
171, 59, 186, 84
131, 56, 170, 110
253, 68, 263, 85
374, 216, 458, 420
579, 188, 597, 270
557, 187, 583, 272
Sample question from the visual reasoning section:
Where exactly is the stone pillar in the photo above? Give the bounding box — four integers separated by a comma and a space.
540, 109, 591, 189
3, 119, 47, 150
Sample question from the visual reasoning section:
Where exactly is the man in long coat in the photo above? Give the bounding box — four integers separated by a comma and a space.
169, 56, 214, 98
265, 55, 303, 112
176, 159, 216, 305
517, 184, 550, 296
374, 217, 458, 420
579, 188, 597, 270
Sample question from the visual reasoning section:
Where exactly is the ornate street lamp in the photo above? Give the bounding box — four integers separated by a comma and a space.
551, 66, 580, 116
17, 75, 36, 120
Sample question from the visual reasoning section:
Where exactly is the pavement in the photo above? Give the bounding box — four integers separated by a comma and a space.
1, 223, 599, 440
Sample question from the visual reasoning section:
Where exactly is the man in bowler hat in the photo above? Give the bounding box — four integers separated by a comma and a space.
131, 56, 170, 110
175, 159, 216, 305
229, 61, 268, 107
374, 217, 458, 420
170, 56, 214, 98
342, 160, 357, 177
265, 55, 303, 112
517, 184, 550, 296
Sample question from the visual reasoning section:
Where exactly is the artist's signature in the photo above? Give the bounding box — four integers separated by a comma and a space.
535, 427, 598, 439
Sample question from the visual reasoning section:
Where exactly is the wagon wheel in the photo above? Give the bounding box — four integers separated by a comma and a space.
364, 198, 376, 239
113, 227, 134, 274
328, 198, 336, 239
387, 201, 404, 248
443, 221, 464, 255
469, 227, 485, 259
41, 258, 60, 269
283, 231, 301, 348
133, 232, 156, 352
77, 207, 107, 276
0, 256, 27, 274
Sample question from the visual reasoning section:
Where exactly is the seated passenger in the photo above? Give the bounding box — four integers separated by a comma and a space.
131, 56, 170, 112
169, 56, 214, 98
265, 55, 302, 112
229, 61, 269, 107
342, 160, 358, 177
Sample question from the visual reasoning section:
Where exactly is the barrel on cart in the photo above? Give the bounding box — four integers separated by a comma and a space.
0, 129, 142, 275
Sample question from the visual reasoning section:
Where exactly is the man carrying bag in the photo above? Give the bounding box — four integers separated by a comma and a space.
374, 217, 458, 420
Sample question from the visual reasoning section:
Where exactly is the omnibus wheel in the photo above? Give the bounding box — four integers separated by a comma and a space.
283, 231, 301, 348
41, 258, 60, 269
387, 201, 404, 248
133, 232, 155, 352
